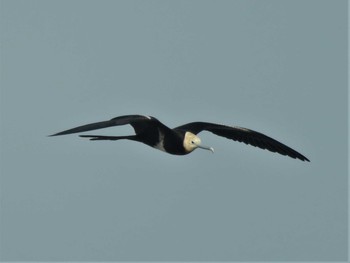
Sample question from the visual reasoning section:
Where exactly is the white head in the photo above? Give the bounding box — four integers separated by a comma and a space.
183, 132, 214, 154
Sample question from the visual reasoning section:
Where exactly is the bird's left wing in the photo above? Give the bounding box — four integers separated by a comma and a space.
175, 122, 309, 161
50, 115, 157, 136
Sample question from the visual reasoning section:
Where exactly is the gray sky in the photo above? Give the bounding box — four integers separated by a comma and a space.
0, 0, 347, 261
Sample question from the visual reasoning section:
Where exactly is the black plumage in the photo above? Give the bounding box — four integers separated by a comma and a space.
50, 114, 310, 161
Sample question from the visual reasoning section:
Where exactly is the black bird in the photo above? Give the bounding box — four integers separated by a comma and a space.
50, 114, 309, 161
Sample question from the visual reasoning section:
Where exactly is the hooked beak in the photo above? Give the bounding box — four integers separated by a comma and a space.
195, 143, 214, 153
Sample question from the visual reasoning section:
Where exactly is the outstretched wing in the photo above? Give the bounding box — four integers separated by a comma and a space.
50, 115, 162, 136
175, 122, 309, 162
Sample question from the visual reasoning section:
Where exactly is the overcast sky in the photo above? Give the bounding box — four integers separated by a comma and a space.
0, 0, 348, 261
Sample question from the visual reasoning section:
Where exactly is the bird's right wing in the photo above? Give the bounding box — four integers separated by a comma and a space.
50, 115, 159, 136
175, 122, 309, 161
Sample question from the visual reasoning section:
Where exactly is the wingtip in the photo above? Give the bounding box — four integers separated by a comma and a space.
298, 155, 310, 162
49, 132, 62, 137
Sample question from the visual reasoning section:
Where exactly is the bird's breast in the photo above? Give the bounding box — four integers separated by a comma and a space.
153, 131, 166, 152
147, 129, 187, 155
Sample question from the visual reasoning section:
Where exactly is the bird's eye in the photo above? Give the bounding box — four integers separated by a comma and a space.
191, 141, 194, 144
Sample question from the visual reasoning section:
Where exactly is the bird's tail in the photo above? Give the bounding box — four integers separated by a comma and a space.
79, 135, 138, 141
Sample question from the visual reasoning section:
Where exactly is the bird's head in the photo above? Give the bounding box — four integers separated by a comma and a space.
183, 132, 214, 154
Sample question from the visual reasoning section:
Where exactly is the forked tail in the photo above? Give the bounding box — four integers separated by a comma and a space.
79, 135, 138, 141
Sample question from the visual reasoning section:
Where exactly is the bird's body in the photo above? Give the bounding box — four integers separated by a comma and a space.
51, 114, 310, 161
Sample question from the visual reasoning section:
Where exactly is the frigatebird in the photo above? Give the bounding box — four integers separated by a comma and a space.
50, 114, 309, 161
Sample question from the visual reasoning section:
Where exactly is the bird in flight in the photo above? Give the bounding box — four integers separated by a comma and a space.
50, 114, 309, 161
